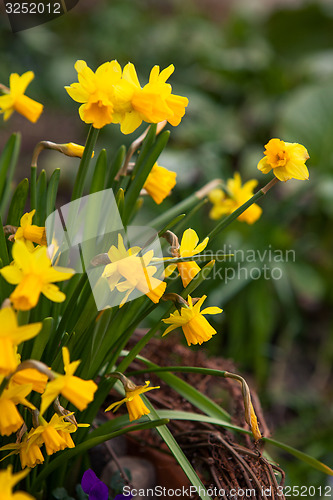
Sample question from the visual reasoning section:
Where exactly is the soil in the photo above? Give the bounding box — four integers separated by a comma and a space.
101, 334, 286, 500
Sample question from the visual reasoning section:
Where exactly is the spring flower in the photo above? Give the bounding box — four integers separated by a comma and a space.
166, 229, 209, 287
11, 210, 47, 247
105, 379, 160, 422
162, 295, 222, 346
257, 138, 309, 181
102, 234, 166, 306
11, 367, 48, 394
0, 307, 41, 376
40, 347, 97, 414
112, 63, 189, 133
81, 469, 109, 500
65, 60, 122, 129
28, 413, 77, 456
0, 71, 43, 123
0, 465, 34, 499
0, 429, 44, 468
143, 163, 177, 204
209, 172, 262, 224
0, 381, 35, 436
0, 240, 74, 311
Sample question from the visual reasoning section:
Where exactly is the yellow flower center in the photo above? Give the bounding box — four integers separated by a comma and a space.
264, 139, 289, 168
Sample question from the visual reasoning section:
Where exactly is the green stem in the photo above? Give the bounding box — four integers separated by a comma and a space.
71, 126, 99, 201
30, 165, 37, 211
207, 177, 278, 243
0, 376, 9, 397
127, 366, 227, 378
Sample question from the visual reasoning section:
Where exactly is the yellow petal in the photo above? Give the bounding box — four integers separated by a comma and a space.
0, 264, 23, 284
180, 229, 199, 255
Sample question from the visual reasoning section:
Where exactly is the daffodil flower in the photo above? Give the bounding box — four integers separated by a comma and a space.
0, 71, 43, 123
0, 240, 74, 311
28, 413, 77, 456
0, 465, 34, 499
113, 63, 188, 134
65, 60, 122, 129
209, 172, 262, 224
162, 295, 222, 346
0, 381, 35, 436
40, 347, 97, 414
143, 162, 177, 204
257, 138, 309, 181
105, 379, 160, 422
12, 210, 47, 247
0, 307, 41, 376
0, 428, 44, 469
102, 234, 166, 307
165, 229, 209, 288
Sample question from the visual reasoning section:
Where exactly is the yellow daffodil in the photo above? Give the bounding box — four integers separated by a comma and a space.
162, 295, 222, 346
28, 413, 76, 456
0, 240, 74, 311
165, 229, 209, 287
0, 381, 34, 436
143, 163, 177, 204
12, 210, 47, 247
112, 63, 188, 134
257, 138, 309, 181
40, 347, 97, 414
65, 60, 122, 129
11, 367, 48, 394
0, 307, 41, 376
0, 71, 43, 123
209, 172, 262, 224
0, 429, 44, 468
105, 379, 160, 422
102, 234, 166, 306
132, 64, 188, 127
0, 465, 34, 499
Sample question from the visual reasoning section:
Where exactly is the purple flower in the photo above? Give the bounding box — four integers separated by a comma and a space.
81, 469, 109, 500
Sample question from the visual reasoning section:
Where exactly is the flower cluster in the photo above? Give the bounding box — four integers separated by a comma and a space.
66, 60, 189, 132
209, 172, 262, 224
0, 342, 95, 467
0, 61, 315, 500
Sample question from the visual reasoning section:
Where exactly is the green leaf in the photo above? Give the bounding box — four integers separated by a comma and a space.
263, 437, 333, 476
30, 317, 54, 361
127, 359, 231, 422
157, 214, 186, 237
0, 133, 21, 217
36, 169, 47, 225
6, 178, 29, 226
116, 187, 125, 218
123, 129, 170, 224
46, 169, 60, 217
0, 215, 9, 266
144, 402, 213, 500
106, 144, 126, 188
90, 149, 107, 193
71, 126, 99, 201
151, 193, 200, 230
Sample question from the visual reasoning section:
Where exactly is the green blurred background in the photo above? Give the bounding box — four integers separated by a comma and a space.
1, 0, 333, 489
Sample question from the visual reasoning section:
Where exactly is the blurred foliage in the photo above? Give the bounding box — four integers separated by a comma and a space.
1, 0, 333, 488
